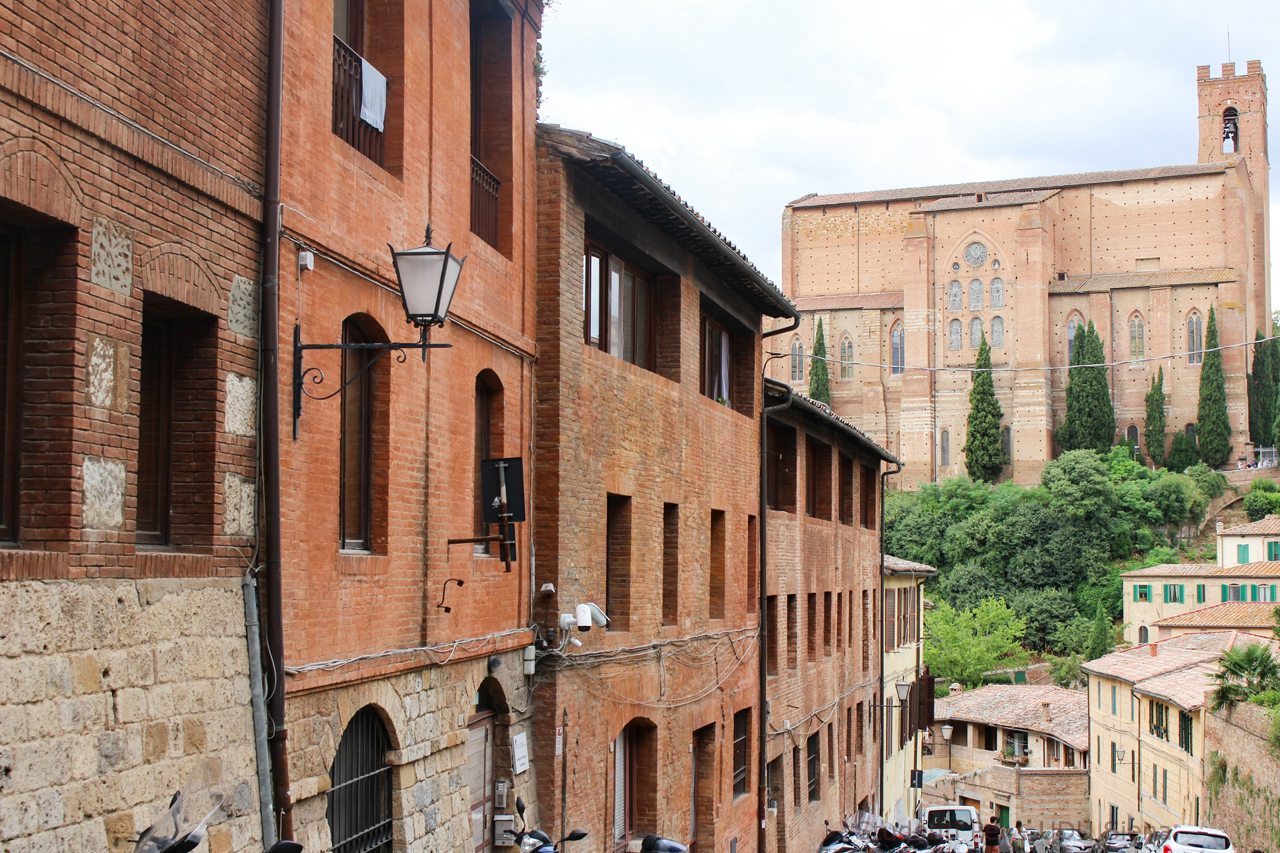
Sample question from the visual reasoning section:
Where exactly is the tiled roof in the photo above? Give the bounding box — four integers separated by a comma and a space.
1136, 661, 1219, 711
1048, 269, 1236, 294
790, 162, 1234, 209
768, 381, 899, 465
1153, 602, 1279, 628
917, 189, 1060, 213
1123, 562, 1280, 579
793, 292, 905, 312
537, 124, 798, 319
884, 554, 939, 577
1222, 514, 1280, 535
1083, 632, 1278, 688
934, 685, 1089, 750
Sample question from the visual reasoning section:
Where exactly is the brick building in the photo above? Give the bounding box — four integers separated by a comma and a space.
532, 124, 800, 853
879, 556, 934, 823
0, 0, 270, 851
269, 2, 546, 852
759, 383, 897, 848
776, 63, 1270, 486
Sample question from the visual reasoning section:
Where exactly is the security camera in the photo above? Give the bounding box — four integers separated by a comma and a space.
575, 603, 593, 632
584, 603, 610, 628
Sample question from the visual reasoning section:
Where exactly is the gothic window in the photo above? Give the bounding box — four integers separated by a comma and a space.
1223, 107, 1239, 154
964, 242, 987, 268
1130, 314, 1145, 361
940, 430, 950, 467
839, 336, 855, 379
949, 319, 962, 351
1187, 312, 1203, 365
948, 280, 962, 311
968, 280, 983, 311
1127, 424, 1139, 444
891, 323, 904, 375
1067, 315, 1083, 361
990, 278, 1004, 309
991, 316, 1005, 349
969, 318, 982, 350
1001, 426, 1012, 462
790, 337, 805, 381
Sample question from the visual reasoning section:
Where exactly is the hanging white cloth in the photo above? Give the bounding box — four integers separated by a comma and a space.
360, 57, 387, 131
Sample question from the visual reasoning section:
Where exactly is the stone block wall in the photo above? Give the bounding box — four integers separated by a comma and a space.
0, 578, 261, 853
1204, 703, 1280, 849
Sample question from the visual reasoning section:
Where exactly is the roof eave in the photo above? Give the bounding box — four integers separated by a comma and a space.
765, 380, 900, 465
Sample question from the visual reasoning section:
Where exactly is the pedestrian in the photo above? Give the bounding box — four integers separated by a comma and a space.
983, 816, 1002, 853
1012, 821, 1025, 853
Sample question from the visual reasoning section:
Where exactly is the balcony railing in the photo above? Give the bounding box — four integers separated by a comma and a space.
471, 156, 500, 249
333, 36, 384, 166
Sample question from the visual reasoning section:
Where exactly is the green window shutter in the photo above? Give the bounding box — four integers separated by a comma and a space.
1222, 584, 1229, 602
1239, 544, 1249, 564
1251, 584, 1259, 602
1178, 584, 1184, 603
1271, 584, 1277, 602
1163, 585, 1169, 603
1198, 584, 1205, 604
1133, 585, 1139, 603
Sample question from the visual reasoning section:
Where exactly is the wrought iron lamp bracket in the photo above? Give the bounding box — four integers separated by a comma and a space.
292, 323, 451, 438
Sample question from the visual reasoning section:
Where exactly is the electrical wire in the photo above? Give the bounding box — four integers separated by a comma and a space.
769, 330, 1280, 374
284, 626, 530, 674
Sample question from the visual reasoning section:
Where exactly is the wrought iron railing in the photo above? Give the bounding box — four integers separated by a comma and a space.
471, 156, 501, 248
332, 36, 385, 166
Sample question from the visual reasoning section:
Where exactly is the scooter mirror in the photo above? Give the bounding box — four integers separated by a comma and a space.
565, 830, 588, 842
516, 797, 526, 818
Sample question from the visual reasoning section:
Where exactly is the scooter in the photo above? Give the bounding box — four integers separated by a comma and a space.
513, 797, 588, 853
132, 758, 302, 853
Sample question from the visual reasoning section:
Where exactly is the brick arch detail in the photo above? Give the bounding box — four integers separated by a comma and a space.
0, 137, 86, 226
941, 227, 1007, 267
329, 684, 409, 753
139, 243, 225, 315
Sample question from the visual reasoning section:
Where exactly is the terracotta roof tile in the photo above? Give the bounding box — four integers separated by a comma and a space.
916, 189, 1060, 212
1083, 632, 1279, 688
1222, 514, 1280, 535
1153, 602, 1279, 628
884, 554, 939, 576
1123, 562, 1280, 578
1048, 269, 1236, 294
1136, 661, 1218, 711
790, 162, 1234, 209
934, 685, 1089, 751
792, 292, 905, 312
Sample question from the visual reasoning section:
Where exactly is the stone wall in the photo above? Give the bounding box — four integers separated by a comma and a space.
924, 766, 1089, 833
0, 578, 261, 853
1204, 702, 1280, 849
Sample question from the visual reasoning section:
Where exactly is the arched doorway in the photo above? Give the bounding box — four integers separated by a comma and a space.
468, 678, 510, 853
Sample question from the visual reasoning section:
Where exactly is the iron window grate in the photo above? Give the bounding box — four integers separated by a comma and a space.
328, 706, 394, 853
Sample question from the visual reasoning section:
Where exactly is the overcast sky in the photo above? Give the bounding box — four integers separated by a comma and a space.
539, 0, 1279, 300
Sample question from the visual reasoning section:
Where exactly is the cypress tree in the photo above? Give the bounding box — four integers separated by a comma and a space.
1144, 367, 1167, 467
809, 318, 831, 405
1086, 602, 1113, 660
963, 334, 1006, 482
1084, 321, 1116, 454
1055, 322, 1089, 452
1249, 331, 1274, 448
1057, 321, 1114, 454
1197, 306, 1232, 468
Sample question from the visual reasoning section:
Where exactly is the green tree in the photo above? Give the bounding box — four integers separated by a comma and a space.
939, 560, 1008, 611
1243, 491, 1273, 522
1009, 588, 1081, 652
1249, 331, 1275, 448
1144, 367, 1167, 467
1208, 642, 1280, 712
1057, 321, 1114, 454
963, 334, 1006, 482
1167, 431, 1200, 472
1041, 450, 1116, 522
1046, 653, 1087, 689
1085, 602, 1113, 660
923, 598, 1029, 689
809, 318, 830, 405
1197, 307, 1232, 468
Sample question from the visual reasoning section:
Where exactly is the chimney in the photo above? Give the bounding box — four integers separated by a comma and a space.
1216, 521, 1223, 535
1150, 642, 1158, 657
949, 682, 962, 696
1041, 702, 1051, 723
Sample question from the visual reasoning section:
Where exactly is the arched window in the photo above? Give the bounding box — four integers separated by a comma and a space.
1138, 626, 1149, 645
890, 324, 904, 375
468, 680, 509, 853
614, 720, 658, 847
990, 278, 1004, 310
340, 316, 382, 551
947, 280, 962, 312
328, 706, 393, 853
949, 319, 962, 351
1127, 424, 1139, 444
839, 336, 855, 379
474, 371, 504, 554
1223, 107, 1239, 154
940, 430, 950, 468
1187, 312, 1203, 364
1067, 315, 1083, 361
790, 337, 805, 382
991, 316, 1005, 349
968, 279, 983, 311
969, 317, 982, 350
1001, 426, 1012, 462
1130, 314, 1145, 361
1186, 423, 1196, 438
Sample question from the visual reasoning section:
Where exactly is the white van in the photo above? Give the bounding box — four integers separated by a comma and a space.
922, 806, 980, 846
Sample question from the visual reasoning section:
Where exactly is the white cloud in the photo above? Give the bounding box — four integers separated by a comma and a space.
539, 0, 1278, 305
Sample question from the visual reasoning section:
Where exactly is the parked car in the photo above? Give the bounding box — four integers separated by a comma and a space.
1096, 832, 1142, 853
1161, 827, 1233, 853
1054, 829, 1094, 853
1141, 829, 1170, 853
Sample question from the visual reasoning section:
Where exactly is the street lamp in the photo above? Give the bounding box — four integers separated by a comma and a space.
941, 724, 954, 772
292, 225, 462, 437
895, 680, 911, 703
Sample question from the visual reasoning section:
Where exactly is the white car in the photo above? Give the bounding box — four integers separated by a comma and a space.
1158, 827, 1233, 853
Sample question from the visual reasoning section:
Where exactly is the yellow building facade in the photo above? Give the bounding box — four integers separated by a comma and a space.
881, 556, 934, 823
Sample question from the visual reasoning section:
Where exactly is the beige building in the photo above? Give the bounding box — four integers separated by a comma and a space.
922, 685, 1090, 829
1083, 632, 1276, 834
881, 555, 935, 823
1122, 562, 1280, 644
1152, 602, 1278, 636
775, 63, 1270, 486
1218, 514, 1280, 567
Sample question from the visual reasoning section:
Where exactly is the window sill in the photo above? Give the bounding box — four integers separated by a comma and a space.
0, 548, 69, 580
335, 551, 388, 576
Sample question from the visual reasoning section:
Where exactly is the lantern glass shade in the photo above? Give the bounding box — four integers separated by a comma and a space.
389, 239, 466, 327
941, 724, 954, 741
1115, 747, 1125, 763
895, 680, 911, 703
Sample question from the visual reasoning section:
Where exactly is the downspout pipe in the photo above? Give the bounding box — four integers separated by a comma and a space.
878, 458, 901, 820
261, 0, 293, 839
242, 569, 276, 848
758, 375, 794, 853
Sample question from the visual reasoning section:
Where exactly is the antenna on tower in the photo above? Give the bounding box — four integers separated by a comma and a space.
1227, 28, 1231, 64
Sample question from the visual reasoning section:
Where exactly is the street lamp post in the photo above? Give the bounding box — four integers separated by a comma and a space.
941, 723, 954, 772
